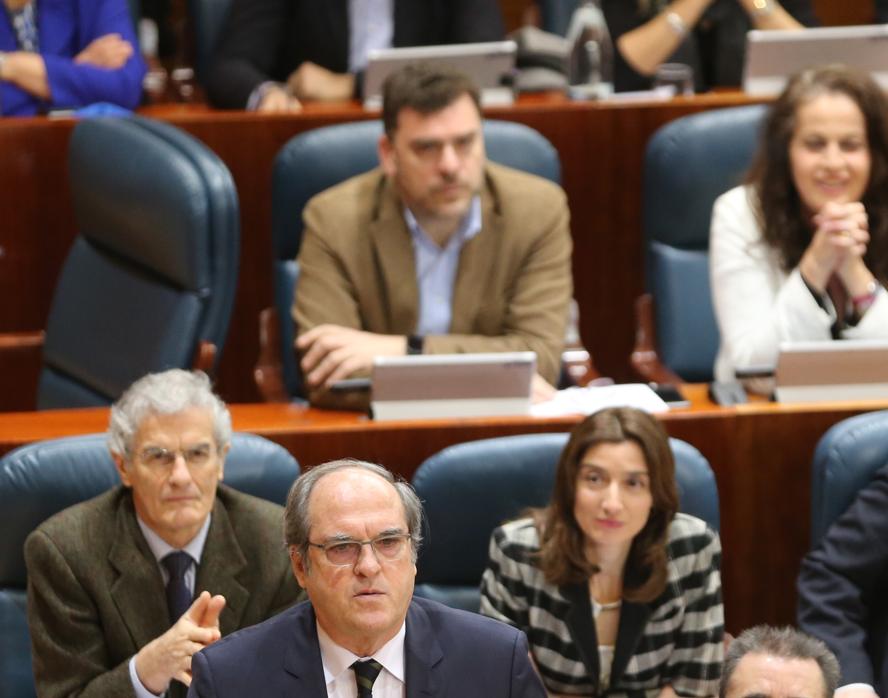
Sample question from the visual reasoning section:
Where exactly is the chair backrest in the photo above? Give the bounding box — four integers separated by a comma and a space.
38, 116, 239, 409
810, 410, 888, 547
410, 431, 719, 611
271, 118, 562, 398
538, 0, 578, 36
188, 0, 233, 83
0, 432, 298, 698
643, 104, 766, 381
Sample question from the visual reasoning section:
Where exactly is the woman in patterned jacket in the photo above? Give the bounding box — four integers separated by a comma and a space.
480, 407, 723, 697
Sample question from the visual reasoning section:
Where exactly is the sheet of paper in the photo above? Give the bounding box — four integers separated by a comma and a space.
530, 383, 670, 417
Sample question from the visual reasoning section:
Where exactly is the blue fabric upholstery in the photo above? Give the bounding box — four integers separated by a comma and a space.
643, 104, 766, 381
271, 118, 561, 398
0, 589, 30, 698
38, 116, 239, 409
410, 432, 719, 612
0, 432, 298, 697
538, 0, 577, 35
649, 244, 716, 382
810, 410, 888, 547
188, 0, 233, 82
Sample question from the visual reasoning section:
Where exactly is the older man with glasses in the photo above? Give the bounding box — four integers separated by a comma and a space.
25, 369, 301, 698
188, 459, 546, 697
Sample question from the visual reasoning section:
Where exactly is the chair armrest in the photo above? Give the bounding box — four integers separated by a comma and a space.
561, 348, 605, 387
254, 306, 291, 403
0, 331, 45, 410
192, 340, 217, 375
630, 293, 684, 386
0, 330, 45, 350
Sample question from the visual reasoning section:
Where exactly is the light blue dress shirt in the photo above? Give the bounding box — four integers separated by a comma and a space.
404, 196, 482, 337
348, 0, 394, 72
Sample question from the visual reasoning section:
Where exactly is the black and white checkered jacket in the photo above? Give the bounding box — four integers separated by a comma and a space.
480, 513, 724, 697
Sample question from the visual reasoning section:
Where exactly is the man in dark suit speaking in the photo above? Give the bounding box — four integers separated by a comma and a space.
188, 459, 546, 697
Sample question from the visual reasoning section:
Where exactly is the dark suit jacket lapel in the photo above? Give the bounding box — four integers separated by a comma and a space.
392, 0, 435, 47
560, 583, 600, 686
321, 0, 349, 65
404, 600, 444, 697
369, 176, 420, 333
108, 492, 170, 651
283, 603, 328, 694
194, 491, 250, 636
450, 169, 504, 334
610, 600, 652, 688
561, 583, 654, 690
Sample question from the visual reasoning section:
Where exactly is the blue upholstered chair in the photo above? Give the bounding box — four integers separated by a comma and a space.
538, 0, 578, 36
33, 116, 239, 409
809, 410, 888, 547
188, 0, 233, 83
254, 119, 564, 401
631, 104, 767, 384
0, 432, 298, 698
410, 431, 719, 612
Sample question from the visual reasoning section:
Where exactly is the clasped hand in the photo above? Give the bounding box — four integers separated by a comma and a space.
258, 62, 356, 112
800, 201, 869, 292
135, 590, 226, 693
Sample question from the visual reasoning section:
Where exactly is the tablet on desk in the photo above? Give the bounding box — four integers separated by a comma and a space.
775, 339, 888, 403
362, 41, 517, 109
370, 352, 535, 421
743, 25, 888, 96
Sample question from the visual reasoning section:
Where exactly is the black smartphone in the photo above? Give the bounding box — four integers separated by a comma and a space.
649, 383, 691, 408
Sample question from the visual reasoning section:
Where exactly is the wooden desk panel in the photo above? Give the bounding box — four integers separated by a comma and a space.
0, 93, 761, 409
1, 389, 884, 634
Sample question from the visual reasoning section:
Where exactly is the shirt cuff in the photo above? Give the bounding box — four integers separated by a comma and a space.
835, 684, 877, 696
129, 655, 164, 698
246, 81, 283, 111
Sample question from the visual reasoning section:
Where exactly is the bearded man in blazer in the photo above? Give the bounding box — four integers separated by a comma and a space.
293, 64, 573, 409
24, 370, 301, 698
188, 459, 545, 697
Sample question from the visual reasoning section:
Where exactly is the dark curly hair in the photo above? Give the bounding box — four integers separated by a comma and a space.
533, 407, 679, 603
746, 64, 888, 285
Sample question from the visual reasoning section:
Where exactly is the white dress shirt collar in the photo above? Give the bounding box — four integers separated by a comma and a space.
136, 512, 212, 568
317, 620, 406, 697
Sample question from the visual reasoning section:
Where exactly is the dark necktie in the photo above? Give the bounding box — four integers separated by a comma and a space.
351, 659, 383, 697
161, 551, 194, 624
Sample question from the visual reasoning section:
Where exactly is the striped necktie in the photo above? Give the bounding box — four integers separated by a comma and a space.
351, 658, 383, 697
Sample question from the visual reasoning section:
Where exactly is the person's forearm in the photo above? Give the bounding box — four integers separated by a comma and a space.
0, 51, 50, 99
616, 0, 713, 76
737, 0, 804, 29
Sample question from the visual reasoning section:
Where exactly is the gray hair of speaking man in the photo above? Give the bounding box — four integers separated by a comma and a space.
107, 369, 232, 459
283, 459, 424, 571
719, 625, 840, 698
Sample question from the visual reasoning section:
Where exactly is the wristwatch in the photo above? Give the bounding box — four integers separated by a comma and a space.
406, 334, 424, 355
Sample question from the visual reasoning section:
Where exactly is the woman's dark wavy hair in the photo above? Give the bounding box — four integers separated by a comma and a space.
746, 64, 888, 284
533, 407, 679, 603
